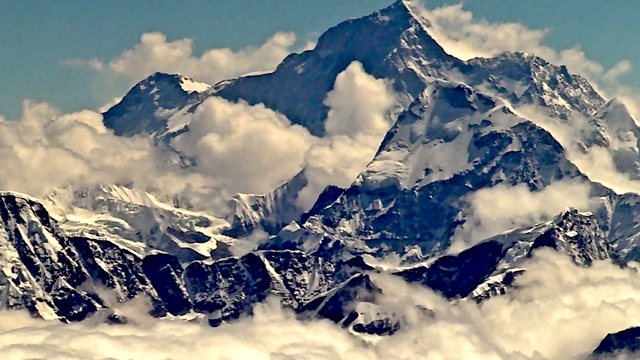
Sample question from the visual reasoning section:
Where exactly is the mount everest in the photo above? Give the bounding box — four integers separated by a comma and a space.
3, 1, 640, 358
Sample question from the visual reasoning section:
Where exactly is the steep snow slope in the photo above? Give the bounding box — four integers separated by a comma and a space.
588, 99, 640, 179
225, 171, 309, 238
0, 192, 179, 321
269, 81, 585, 258
44, 185, 233, 263
463, 52, 605, 119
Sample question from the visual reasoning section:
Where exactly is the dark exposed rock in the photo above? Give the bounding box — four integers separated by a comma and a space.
592, 327, 640, 359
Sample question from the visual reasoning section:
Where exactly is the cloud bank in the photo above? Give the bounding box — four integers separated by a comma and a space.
515, 105, 640, 195
170, 96, 316, 196
0, 61, 394, 218
450, 180, 593, 252
297, 61, 397, 209
0, 101, 162, 198
2, 250, 640, 360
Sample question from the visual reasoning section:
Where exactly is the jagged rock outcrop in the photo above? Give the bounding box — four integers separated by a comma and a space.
103, 73, 210, 137
591, 327, 640, 359
0, 192, 384, 327
397, 209, 611, 301
225, 171, 309, 238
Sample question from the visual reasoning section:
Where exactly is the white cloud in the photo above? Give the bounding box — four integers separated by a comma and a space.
106, 31, 296, 82
451, 180, 592, 252
515, 105, 640, 195
0, 62, 396, 220
167, 61, 397, 212
323, 61, 395, 139
171, 97, 317, 196
0, 297, 371, 360
67, 31, 300, 104
418, 3, 605, 77
297, 62, 397, 209
3, 250, 640, 359
0, 100, 158, 198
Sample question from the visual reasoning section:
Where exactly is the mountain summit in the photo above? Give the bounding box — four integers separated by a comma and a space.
103, 72, 210, 137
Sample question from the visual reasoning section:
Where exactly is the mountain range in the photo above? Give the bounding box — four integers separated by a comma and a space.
2, 0, 640, 356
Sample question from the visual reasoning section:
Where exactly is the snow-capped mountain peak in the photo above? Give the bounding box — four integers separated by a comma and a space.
102, 72, 209, 137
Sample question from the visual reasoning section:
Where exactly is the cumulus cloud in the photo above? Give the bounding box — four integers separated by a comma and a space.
0, 99, 305, 216
164, 60, 398, 212
515, 105, 640, 195
0, 100, 159, 197
171, 97, 317, 196
297, 61, 397, 209
3, 250, 640, 359
167, 60, 397, 213
0, 298, 371, 360
451, 180, 592, 251
369, 250, 640, 360
417, 2, 613, 78
66, 31, 304, 105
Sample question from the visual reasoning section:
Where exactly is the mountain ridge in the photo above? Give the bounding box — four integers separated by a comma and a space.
5, 2, 640, 353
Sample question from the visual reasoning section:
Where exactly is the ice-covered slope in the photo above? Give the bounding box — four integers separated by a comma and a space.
0, 192, 95, 321
225, 171, 309, 238
463, 52, 605, 119
44, 185, 233, 263
588, 99, 640, 179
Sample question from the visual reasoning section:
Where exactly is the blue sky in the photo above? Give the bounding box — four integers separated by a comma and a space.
1, 0, 639, 118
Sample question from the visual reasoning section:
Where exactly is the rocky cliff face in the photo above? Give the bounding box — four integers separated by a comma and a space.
0, 192, 383, 328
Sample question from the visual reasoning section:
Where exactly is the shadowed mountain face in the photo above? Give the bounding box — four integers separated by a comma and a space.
591, 327, 640, 359
103, 73, 210, 137
214, 1, 458, 137
266, 82, 587, 258
6, 1, 640, 346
